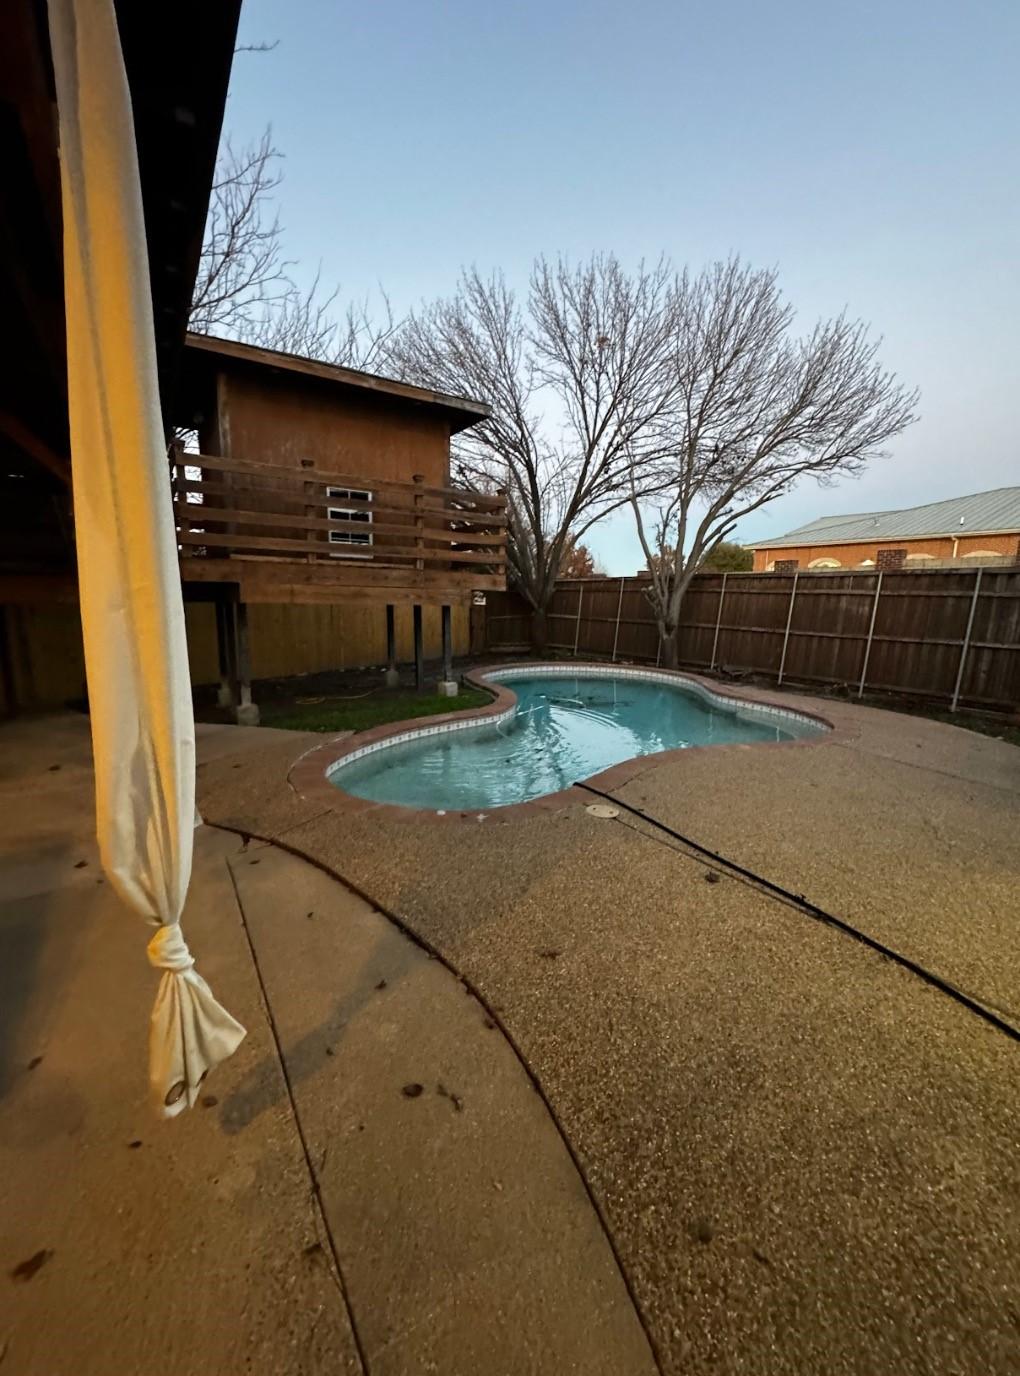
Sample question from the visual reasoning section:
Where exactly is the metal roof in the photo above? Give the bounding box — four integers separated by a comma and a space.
750, 487, 1020, 549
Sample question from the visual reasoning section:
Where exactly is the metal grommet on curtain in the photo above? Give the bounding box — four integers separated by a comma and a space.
164, 1081, 186, 1108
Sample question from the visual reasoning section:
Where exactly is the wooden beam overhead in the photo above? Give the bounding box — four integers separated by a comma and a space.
0, 408, 70, 484
0, 0, 68, 452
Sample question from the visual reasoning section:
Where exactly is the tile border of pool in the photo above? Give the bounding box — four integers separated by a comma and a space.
288, 662, 846, 824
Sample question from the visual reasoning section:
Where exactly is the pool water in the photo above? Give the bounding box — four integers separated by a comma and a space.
328, 671, 824, 812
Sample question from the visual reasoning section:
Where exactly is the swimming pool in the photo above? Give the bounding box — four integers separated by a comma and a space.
326, 666, 828, 812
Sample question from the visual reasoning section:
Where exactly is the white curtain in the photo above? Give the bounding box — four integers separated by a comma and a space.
48, 0, 245, 1115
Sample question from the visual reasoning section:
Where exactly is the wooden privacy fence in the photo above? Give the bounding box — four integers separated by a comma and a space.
484, 566, 1020, 714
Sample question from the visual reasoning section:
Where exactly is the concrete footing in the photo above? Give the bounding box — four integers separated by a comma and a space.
384, 667, 400, 688
234, 702, 261, 727
437, 680, 459, 697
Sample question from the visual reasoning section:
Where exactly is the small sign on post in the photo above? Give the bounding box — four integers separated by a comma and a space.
472, 590, 487, 606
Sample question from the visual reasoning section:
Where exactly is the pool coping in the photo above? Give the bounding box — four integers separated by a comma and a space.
287, 662, 849, 824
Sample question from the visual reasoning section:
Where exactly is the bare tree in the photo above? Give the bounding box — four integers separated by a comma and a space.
234, 39, 280, 55
388, 256, 677, 647
631, 259, 918, 666
190, 131, 290, 336
190, 133, 397, 368
243, 273, 399, 372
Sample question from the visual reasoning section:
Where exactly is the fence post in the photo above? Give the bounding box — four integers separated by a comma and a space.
950, 567, 983, 712
857, 571, 883, 698
611, 577, 625, 661
572, 583, 584, 657
776, 571, 799, 686
709, 572, 728, 672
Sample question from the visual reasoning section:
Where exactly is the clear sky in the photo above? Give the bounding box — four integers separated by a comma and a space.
224, 0, 1019, 574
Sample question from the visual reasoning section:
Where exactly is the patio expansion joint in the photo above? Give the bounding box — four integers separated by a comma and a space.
223, 851, 370, 1376
232, 807, 339, 849
579, 782, 1020, 1045
208, 819, 667, 1376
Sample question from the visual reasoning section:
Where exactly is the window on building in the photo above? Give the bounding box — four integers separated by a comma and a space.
961, 549, 1002, 560
876, 547, 907, 571
904, 553, 936, 564
808, 557, 841, 569
326, 487, 373, 558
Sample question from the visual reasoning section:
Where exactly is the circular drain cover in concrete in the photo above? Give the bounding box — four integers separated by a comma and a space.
585, 803, 620, 819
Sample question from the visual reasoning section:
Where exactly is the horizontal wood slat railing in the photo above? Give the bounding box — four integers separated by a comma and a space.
174, 478, 507, 527
183, 452, 505, 510
171, 449, 507, 589
171, 501, 503, 545
175, 530, 501, 565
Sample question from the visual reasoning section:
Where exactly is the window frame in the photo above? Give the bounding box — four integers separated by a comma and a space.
325, 486, 373, 559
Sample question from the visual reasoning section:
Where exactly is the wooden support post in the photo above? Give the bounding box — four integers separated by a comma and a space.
413, 604, 424, 690
469, 598, 486, 656
709, 573, 728, 672
384, 603, 399, 686
0, 606, 18, 716
777, 571, 799, 686
573, 584, 584, 657
168, 438, 184, 485
216, 599, 258, 724
441, 604, 453, 682
951, 567, 983, 713
858, 571, 883, 698
235, 602, 252, 708
214, 599, 237, 708
234, 601, 259, 725
611, 577, 625, 662
8, 609, 36, 706
386, 603, 397, 668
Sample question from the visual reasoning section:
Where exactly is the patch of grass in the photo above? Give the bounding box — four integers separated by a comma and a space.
259, 686, 492, 734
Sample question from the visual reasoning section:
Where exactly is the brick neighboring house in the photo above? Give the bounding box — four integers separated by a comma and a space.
750, 487, 1020, 573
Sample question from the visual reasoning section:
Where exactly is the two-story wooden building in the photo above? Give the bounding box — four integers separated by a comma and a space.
170, 335, 505, 721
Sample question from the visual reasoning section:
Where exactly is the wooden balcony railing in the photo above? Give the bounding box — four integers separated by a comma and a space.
171, 450, 507, 597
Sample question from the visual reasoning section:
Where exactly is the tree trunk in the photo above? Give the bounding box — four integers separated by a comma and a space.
660, 623, 679, 668
661, 570, 694, 670
530, 606, 549, 655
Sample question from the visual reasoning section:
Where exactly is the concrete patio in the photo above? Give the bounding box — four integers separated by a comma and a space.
2, 682, 1019, 1374
0, 717, 650, 1375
